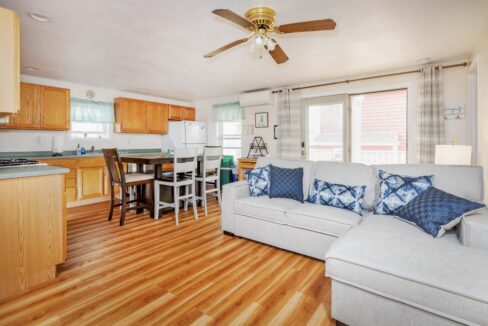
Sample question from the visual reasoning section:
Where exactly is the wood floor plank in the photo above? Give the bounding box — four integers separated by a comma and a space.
0, 200, 335, 326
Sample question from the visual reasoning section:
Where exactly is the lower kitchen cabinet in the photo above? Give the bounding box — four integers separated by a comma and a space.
39, 156, 128, 207
38, 158, 77, 203
78, 166, 105, 200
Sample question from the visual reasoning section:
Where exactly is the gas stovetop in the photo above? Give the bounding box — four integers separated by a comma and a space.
0, 158, 46, 168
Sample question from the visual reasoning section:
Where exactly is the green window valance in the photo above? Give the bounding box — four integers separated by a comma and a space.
213, 102, 245, 122
70, 98, 115, 123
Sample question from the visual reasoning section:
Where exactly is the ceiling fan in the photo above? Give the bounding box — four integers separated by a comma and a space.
204, 6, 336, 64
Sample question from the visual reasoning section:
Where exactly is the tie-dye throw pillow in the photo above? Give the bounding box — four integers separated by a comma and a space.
245, 165, 271, 197
374, 170, 433, 215
308, 179, 366, 215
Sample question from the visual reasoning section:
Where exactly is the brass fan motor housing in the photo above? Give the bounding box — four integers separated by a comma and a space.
244, 6, 276, 30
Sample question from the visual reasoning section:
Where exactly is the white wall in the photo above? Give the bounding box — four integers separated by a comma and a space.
473, 22, 488, 202
0, 75, 192, 153
196, 63, 469, 163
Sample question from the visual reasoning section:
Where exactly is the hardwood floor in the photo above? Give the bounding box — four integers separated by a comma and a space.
0, 198, 335, 325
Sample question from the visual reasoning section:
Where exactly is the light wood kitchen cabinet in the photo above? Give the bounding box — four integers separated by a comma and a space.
0, 173, 66, 300
40, 86, 70, 130
114, 98, 147, 133
77, 158, 106, 200
146, 102, 169, 134
0, 7, 20, 117
1, 83, 70, 130
5, 83, 41, 129
183, 107, 196, 121
168, 105, 183, 120
38, 158, 77, 203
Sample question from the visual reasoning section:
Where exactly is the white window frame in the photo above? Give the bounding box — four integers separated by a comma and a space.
217, 121, 242, 159
69, 121, 112, 142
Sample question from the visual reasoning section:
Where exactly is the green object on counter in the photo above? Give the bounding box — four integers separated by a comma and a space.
220, 155, 235, 188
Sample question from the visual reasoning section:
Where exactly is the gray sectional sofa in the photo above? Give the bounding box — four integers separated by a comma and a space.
221, 157, 488, 326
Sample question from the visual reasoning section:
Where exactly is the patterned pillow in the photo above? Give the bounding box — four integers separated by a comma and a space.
308, 179, 366, 215
395, 187, 485, 238
269, 165, 304, 203
374, 170, 433, 215
245, 165, 270, 197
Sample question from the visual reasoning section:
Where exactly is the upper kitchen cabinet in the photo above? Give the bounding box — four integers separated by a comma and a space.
168, 105, 183, 120
6, 83, 41, 129
182, 107, 196, 121
168, 105, 196, 121
1, 83, 70, 130
114, 98, 147, 133
146, 102, 169, 134
0, 8, 20, 117
40, 86, 70, 130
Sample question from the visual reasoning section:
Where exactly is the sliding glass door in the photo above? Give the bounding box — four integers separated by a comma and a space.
304, 89, 407, 164
304, 95, 349, 162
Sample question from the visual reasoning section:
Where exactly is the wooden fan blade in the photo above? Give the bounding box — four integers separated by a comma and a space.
278, 19, 336, 33
268, 44, 289, 64
204, 38, 249, 58
212, 9, 254, 29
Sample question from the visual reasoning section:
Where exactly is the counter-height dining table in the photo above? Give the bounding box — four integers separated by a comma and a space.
120, 153, 203, 218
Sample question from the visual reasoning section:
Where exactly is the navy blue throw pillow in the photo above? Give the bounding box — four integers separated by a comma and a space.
269, 165, 304, 203
395, 187, 485, 238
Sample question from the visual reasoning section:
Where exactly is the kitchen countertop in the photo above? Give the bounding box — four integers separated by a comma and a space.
0, 148, 162, 160
0, 165, 69, 180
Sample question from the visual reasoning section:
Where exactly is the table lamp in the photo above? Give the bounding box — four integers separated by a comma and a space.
435, 144, 472, 165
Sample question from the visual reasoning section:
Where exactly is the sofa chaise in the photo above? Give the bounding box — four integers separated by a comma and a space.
221, 157, 488, 326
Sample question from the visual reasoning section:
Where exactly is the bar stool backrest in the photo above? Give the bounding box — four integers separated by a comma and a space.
173, 147, 198, 177
203, 146, 222, 175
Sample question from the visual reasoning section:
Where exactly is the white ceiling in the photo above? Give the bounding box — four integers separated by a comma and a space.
1, 0, 488, 101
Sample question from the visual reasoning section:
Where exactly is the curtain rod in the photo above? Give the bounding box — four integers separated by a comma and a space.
271, 62, 468, 94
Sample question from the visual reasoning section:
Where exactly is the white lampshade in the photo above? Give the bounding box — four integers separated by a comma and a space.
435, 145, 472, 165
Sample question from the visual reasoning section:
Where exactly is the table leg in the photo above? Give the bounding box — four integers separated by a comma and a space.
136, 164, 145, 214
151, 165, 162, 219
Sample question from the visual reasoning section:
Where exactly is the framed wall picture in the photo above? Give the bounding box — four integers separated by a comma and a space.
255, 112, 269, 128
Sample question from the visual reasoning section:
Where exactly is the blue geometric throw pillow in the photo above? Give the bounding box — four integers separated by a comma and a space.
269, 165, 304, 203
245, 165, 270, 197
374, 170, 433, 215
308, 179, 366, 215
395, 187, 485, 238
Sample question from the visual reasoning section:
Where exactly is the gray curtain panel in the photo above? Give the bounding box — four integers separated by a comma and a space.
277, 88, 302, 160
418, 66, 444, 164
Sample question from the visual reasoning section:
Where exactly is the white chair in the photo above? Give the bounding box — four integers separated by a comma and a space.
195, 146, 222, 216
154, 147, 198, 225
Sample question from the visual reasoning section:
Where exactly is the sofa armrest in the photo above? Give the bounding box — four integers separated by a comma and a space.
222, 181, 250, 233
458, 207, 488, 251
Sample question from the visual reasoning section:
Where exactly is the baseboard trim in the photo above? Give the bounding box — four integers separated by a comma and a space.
67, 196, 110, 209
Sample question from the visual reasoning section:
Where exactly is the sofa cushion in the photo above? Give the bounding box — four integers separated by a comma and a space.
256, 157, 314, 201
313, 161, 375, 210
286, 203, 362, 237
374, 170, 433, 215
234, 196, 301, 224
374, 164, 484, 203
269, 165, 304, 203
308, 179, 365, 215
395, 187, 485, 238
325, 213, 488, 325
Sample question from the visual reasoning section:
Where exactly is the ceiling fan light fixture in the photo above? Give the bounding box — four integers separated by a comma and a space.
266, 38, 276, 51
254, 35, 265, 48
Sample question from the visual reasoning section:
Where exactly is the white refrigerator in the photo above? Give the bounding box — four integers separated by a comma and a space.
167, 121, 207, 154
